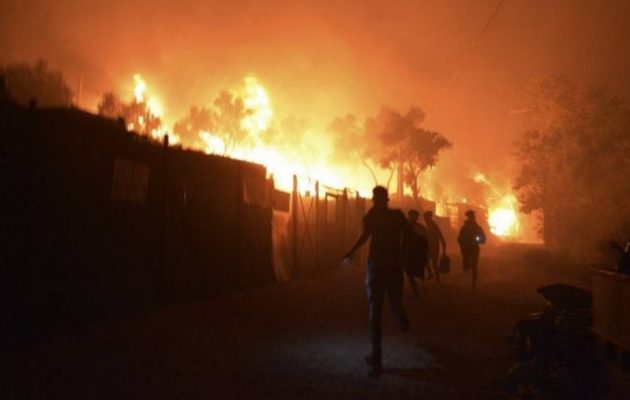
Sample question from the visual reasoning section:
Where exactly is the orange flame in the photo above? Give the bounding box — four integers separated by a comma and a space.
488, 194, 520, 237
129, 74, 179, 145
473, 172, 520, 237
196, 78, 372, 195
120, 74, 526, 240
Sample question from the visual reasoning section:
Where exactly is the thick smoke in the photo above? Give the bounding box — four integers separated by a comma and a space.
2, 0, 630, 244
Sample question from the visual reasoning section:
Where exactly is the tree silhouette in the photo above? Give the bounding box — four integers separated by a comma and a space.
172, 91, 250, 151
329, 107, 452, 196
0, 59, 72, 107
365, 107, 452, 197
328, 114, 379, 185
97, 91, 162, 137
213, 91, 248, 150
173, 106, 215, 147
402, 127, 452, 200
97, 92, 124, 119
514, 75, 630, 258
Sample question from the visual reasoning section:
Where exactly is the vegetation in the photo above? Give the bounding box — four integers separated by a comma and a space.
173, 91, 251, 151
97, 91, 162, 136
0, 59, 73, 107
329, 107, 452, 199
514, 75, 630, 259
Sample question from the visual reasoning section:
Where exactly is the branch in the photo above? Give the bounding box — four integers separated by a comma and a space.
361, 158, 379, 186
386, 167, 396, 190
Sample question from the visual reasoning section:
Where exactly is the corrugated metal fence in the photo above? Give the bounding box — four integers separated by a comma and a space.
0, 102, 273, 338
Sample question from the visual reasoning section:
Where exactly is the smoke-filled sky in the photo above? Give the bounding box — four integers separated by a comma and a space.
2, 0, 630, 188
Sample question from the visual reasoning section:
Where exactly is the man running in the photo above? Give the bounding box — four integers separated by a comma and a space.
344, 186, 410, 377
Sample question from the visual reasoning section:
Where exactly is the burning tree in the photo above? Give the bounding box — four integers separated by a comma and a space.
211, 91, 249, 150
331, 107, 452, 198
328, 114, 380, 185
172, 106, 214, 147
401, 127, 453, 200
173, 92, 248, 152
97, 92, 124, 118
97, 75, 163, 139
174, 87, 270, 153
0, 59, 73, 107
97, 91, 162, 136
514, 75, 630, 258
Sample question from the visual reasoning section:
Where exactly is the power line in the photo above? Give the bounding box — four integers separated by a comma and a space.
446, 0, 506, 88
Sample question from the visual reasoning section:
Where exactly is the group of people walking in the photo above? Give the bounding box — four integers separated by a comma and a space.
343, 185, 486, 377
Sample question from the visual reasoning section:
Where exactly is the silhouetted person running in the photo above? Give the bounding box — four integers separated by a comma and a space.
457, 210, 486, 289
344, 186, 410, 377
402, 209, 428, 300
423, 211, 446, 282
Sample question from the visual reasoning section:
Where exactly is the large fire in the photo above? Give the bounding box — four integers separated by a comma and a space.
196, 76, 366, 194
127, 74, 178, 145
120, 74, 524, 239
197, 77, 301, 191
240, 76, 272, 135
474, 173, 520, 237
488, 194, 520, 237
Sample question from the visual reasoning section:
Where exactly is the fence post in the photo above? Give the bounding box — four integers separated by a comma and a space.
314, 181, 319, 269
292, 174, 299, 277
342, 188, 348, 253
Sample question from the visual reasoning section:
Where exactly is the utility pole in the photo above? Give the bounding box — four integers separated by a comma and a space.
291, 174, 299, 277
314, 180, 320, 269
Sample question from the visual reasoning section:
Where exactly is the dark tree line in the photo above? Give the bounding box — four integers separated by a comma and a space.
514, 75, 630, 259
0, 60, 73, 107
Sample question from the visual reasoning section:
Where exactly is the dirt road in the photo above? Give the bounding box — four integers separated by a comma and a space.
4, 245, 593, 399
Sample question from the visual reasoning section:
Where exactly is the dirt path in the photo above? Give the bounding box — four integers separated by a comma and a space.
3, 245, 591, 399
